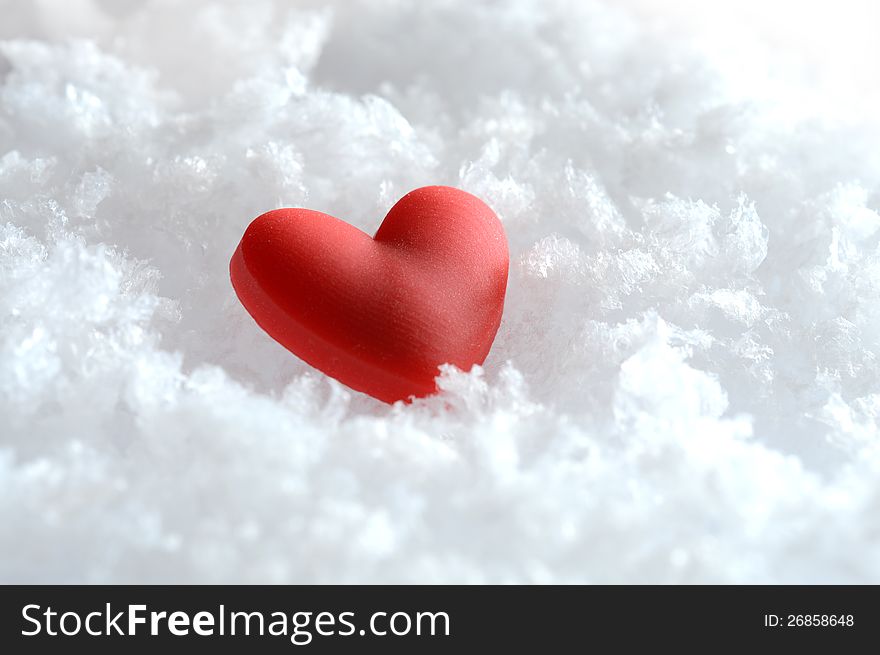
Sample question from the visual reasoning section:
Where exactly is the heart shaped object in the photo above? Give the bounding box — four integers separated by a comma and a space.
230, 186, 509, 403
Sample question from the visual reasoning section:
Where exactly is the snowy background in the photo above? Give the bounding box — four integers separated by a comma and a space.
2, 0, 880, 583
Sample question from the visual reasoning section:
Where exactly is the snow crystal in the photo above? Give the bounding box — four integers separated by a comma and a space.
1, 0, 879, 583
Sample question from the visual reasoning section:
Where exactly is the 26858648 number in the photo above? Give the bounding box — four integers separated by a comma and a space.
788, 615, 853, 627
764, 614, 854, 627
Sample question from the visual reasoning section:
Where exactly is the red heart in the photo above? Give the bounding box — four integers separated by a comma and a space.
230, 186, 509, 403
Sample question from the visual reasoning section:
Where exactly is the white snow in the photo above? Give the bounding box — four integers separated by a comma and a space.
1, 0, 879, 583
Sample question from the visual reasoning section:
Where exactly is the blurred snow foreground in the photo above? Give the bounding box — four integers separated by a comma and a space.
1, 0, 880, 583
